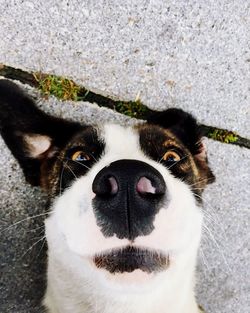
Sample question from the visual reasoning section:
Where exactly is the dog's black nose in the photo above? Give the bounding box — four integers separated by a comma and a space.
92, 159, 166, 240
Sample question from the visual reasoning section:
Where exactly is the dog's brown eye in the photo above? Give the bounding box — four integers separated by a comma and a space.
162, 151, 181, 163
71, 151, 91, 162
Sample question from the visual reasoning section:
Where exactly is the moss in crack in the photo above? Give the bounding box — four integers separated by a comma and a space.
36, 74, 89, 101
115, 100, 149, 118
207, 128, 239, 144
34, 72, 150, 118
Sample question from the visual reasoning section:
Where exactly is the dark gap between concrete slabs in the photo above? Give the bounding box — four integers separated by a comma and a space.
0, 64, 249, 149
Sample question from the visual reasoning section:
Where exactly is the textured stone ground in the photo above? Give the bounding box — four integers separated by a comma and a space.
0, 1, 249, 312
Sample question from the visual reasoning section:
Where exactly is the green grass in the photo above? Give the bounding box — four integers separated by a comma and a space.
207, 128, 239, 143
36, 74, 84, 101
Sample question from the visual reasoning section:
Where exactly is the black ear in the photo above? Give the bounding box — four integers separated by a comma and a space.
147, 108, 215, 185
147, 108, 202, 155
0, 80, 83, 186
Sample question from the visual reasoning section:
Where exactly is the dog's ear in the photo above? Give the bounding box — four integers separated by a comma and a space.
147, 108, 203, 155
147, 108, 215, 184
0, 80, 83, 186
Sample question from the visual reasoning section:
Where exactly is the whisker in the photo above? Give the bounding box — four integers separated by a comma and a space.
66, 158, 91, 171
59, 159, 66, 196
26, 224, 45, 234
203, 214, 226, 242
57, 157, 79, 196
191, 187, 206, 191
56, 156, 90, 194
88, 152, 98, 162
199, 246, 210, 274
36, 235, 47, 259
188, 176, 215, 188
57, 154, 91, 171
198, 206, 228, 248
202, 222, 231, 274
21, 235, 46, 259
194, 192, 228, 243
64, 161, 77, 178
158, 154, 188, 168
0, 212, 52, 233
167, 155, 188, 170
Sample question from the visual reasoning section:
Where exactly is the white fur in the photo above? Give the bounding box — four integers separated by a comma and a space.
44, 124, 202, 313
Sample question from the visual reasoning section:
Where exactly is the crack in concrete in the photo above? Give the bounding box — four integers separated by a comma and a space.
0, 64, 249, 149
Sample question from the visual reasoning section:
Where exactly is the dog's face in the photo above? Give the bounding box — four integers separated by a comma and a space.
0, 80, 214, 292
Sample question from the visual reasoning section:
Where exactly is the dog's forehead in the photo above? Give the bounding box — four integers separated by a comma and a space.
100, 124, 186, 161
102, 124, 139, 152
77, 123, 179, 152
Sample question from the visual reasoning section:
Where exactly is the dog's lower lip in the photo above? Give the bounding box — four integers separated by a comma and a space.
93, 246, 169, 274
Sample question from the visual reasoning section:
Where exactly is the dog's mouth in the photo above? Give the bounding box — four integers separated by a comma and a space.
93, 246, 169, 274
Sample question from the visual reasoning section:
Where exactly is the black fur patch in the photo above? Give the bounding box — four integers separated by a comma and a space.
94, 246, 169, 274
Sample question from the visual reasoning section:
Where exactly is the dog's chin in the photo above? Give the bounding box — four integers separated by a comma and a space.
92, 246, 169, 285
98, 268, 159, 286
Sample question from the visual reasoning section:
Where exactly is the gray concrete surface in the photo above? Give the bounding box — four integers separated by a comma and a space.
0, 0, 250, 137
0, 1, 250, 313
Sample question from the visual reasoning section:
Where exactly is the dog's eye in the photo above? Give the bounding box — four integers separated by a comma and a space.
162, 151, 181, 163
71, 151, 91, 162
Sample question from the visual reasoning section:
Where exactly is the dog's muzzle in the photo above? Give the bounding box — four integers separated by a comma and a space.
92, 159, 166, 240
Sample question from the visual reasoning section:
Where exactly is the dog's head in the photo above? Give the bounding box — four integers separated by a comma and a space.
0, 80, 214, 290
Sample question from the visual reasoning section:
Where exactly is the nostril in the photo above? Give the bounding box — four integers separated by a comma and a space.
108, 176, 118, 195
92, 174, 119, 197
136, 177, 156, 195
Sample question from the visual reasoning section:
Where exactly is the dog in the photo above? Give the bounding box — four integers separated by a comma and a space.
0, 79, 214, 313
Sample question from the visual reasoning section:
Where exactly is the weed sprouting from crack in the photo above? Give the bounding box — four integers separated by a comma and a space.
35, 74, 89, 101
207, 129, 239, 144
